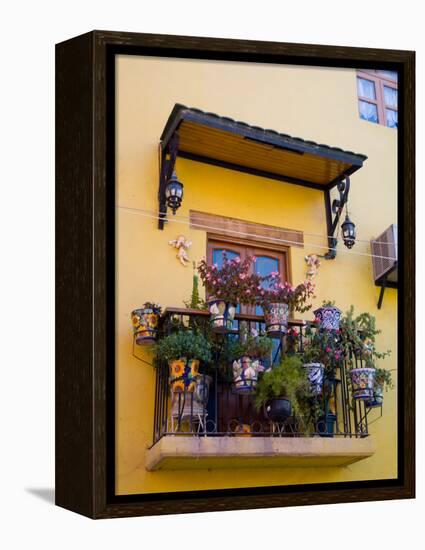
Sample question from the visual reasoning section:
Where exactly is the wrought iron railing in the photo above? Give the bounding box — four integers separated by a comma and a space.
149, 308, 378, 446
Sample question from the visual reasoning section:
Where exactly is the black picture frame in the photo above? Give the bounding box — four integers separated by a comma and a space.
55, 30, 415, 519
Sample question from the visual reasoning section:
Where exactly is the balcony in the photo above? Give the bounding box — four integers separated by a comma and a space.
145, 308, 378, 471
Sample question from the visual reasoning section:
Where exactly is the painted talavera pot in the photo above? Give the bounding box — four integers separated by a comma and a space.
263, 302, 289, 337
171, 374, 212, 417
232, 356, 265, 394
349, 367, 376, 400
265, 398, 292, 422
168, 358, 200, 393
208, 299, 237, 333
131, 307, 160, 345
303, 363, 325, 395
366, 384, 384, 407
313, 306, 342, 331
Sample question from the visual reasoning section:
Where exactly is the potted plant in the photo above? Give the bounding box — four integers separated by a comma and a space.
340, 307, 391, 401
254, 355, 313, 423
198, 254, 261, 333
154, 330, 212, 393
303, 322, 344, 389
313, 300, 342, 331
257, 275, 315, 337
366, 367, 394, 407
227, 326, 273, 394
131, 302, 162, 345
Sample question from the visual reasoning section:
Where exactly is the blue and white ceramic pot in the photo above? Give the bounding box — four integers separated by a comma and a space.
313, 306, 342, 331
303, 362, 325, 395
208, 299, 237, 333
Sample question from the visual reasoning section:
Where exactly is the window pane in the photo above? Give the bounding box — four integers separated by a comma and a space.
377, 70, 398, 82
359, 100, 378, 123
211, 249, 241, 318
357, 77, 376, 99
386, 109, 398, 129
384, 86, 397, 108
212, 248, 239, 268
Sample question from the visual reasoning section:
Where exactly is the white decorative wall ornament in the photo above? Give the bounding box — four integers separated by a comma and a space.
305, 254, 321, 279
169, 235, 192, 267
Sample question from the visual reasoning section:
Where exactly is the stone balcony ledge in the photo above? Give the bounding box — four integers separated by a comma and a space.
145, 435, 375, 471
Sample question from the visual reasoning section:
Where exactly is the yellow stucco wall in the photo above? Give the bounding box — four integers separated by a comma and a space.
116, 55, 397, 495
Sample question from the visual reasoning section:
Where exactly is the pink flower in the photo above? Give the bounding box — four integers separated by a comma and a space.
234, 257, 241, 263
239, 274, 246, 280
246, 289, 251, 294
252, 256, 257, 262
325, 347, 331, 353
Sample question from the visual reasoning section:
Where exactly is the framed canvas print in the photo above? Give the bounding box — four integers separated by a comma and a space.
55, 31, 415, 518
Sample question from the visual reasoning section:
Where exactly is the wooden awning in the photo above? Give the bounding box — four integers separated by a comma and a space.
160, 104, 367, 190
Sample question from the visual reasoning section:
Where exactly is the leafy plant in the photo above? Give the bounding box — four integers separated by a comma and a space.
184, 263, 208, 311
154, 330, 212, 365
226, 333, 273, 361
141, 301, 162, 313
319, 299, 336, 308
198, 254, 262, 306
374, 367, 394, 391
303, 325, 344, 377
257, 274, 315, 313
254, 355, 312, 420
340, 306, 391, 369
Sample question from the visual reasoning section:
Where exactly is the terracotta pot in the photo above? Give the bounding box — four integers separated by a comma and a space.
303, 363, 325, 395
168, 358, 200, 393
264, 398, 292, 422
232, 355, 264, 394
208, 299, 237, 333
131, 307, 160, 345
313, 306, 342, 331
263, 302, 289, 337
349, 367, 376, 400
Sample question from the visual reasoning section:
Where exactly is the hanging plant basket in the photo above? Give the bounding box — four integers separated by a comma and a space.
232, 356, 263, 394
263, 302, 289, 337
365, 384, 384, 407
131, 306, 161, 345
349, 367, 376, 400
313, 305, 342, 331
264, 397, 292, 422
168, 358, 200, 393
303, 363, 325, 395
208, 299, 237, 333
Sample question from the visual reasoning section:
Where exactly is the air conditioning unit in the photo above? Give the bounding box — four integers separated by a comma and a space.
370, 224, 397, 308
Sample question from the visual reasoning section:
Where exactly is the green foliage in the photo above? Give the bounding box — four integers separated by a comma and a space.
254, 355, 312, 420
226, 334, 273, 361
184, 264, 207, 310
320, 299, 336, 308
303, 325, 343, 377
340, 306, 391, 369
142, 301, 162, 313
374, 367, 394, 391
154, 330, 212, 364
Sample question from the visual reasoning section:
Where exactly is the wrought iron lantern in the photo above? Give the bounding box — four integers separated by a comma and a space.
165, 171, 184, 214
341, 213, 356, 249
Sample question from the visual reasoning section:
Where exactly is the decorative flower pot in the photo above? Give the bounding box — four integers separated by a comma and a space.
264, 398, 292, 422
263, 303, 289, 337
349, 367, 376, 400
131, 307, 160, 345
171, 374, 212, 418
316, 413, 336, 437
313, 306, 342, 331
303, 363, 325, 395
365, 384, 384, 407
208, 299, 237, 333
232, 356, 264, 394
169, 358, 200, 393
